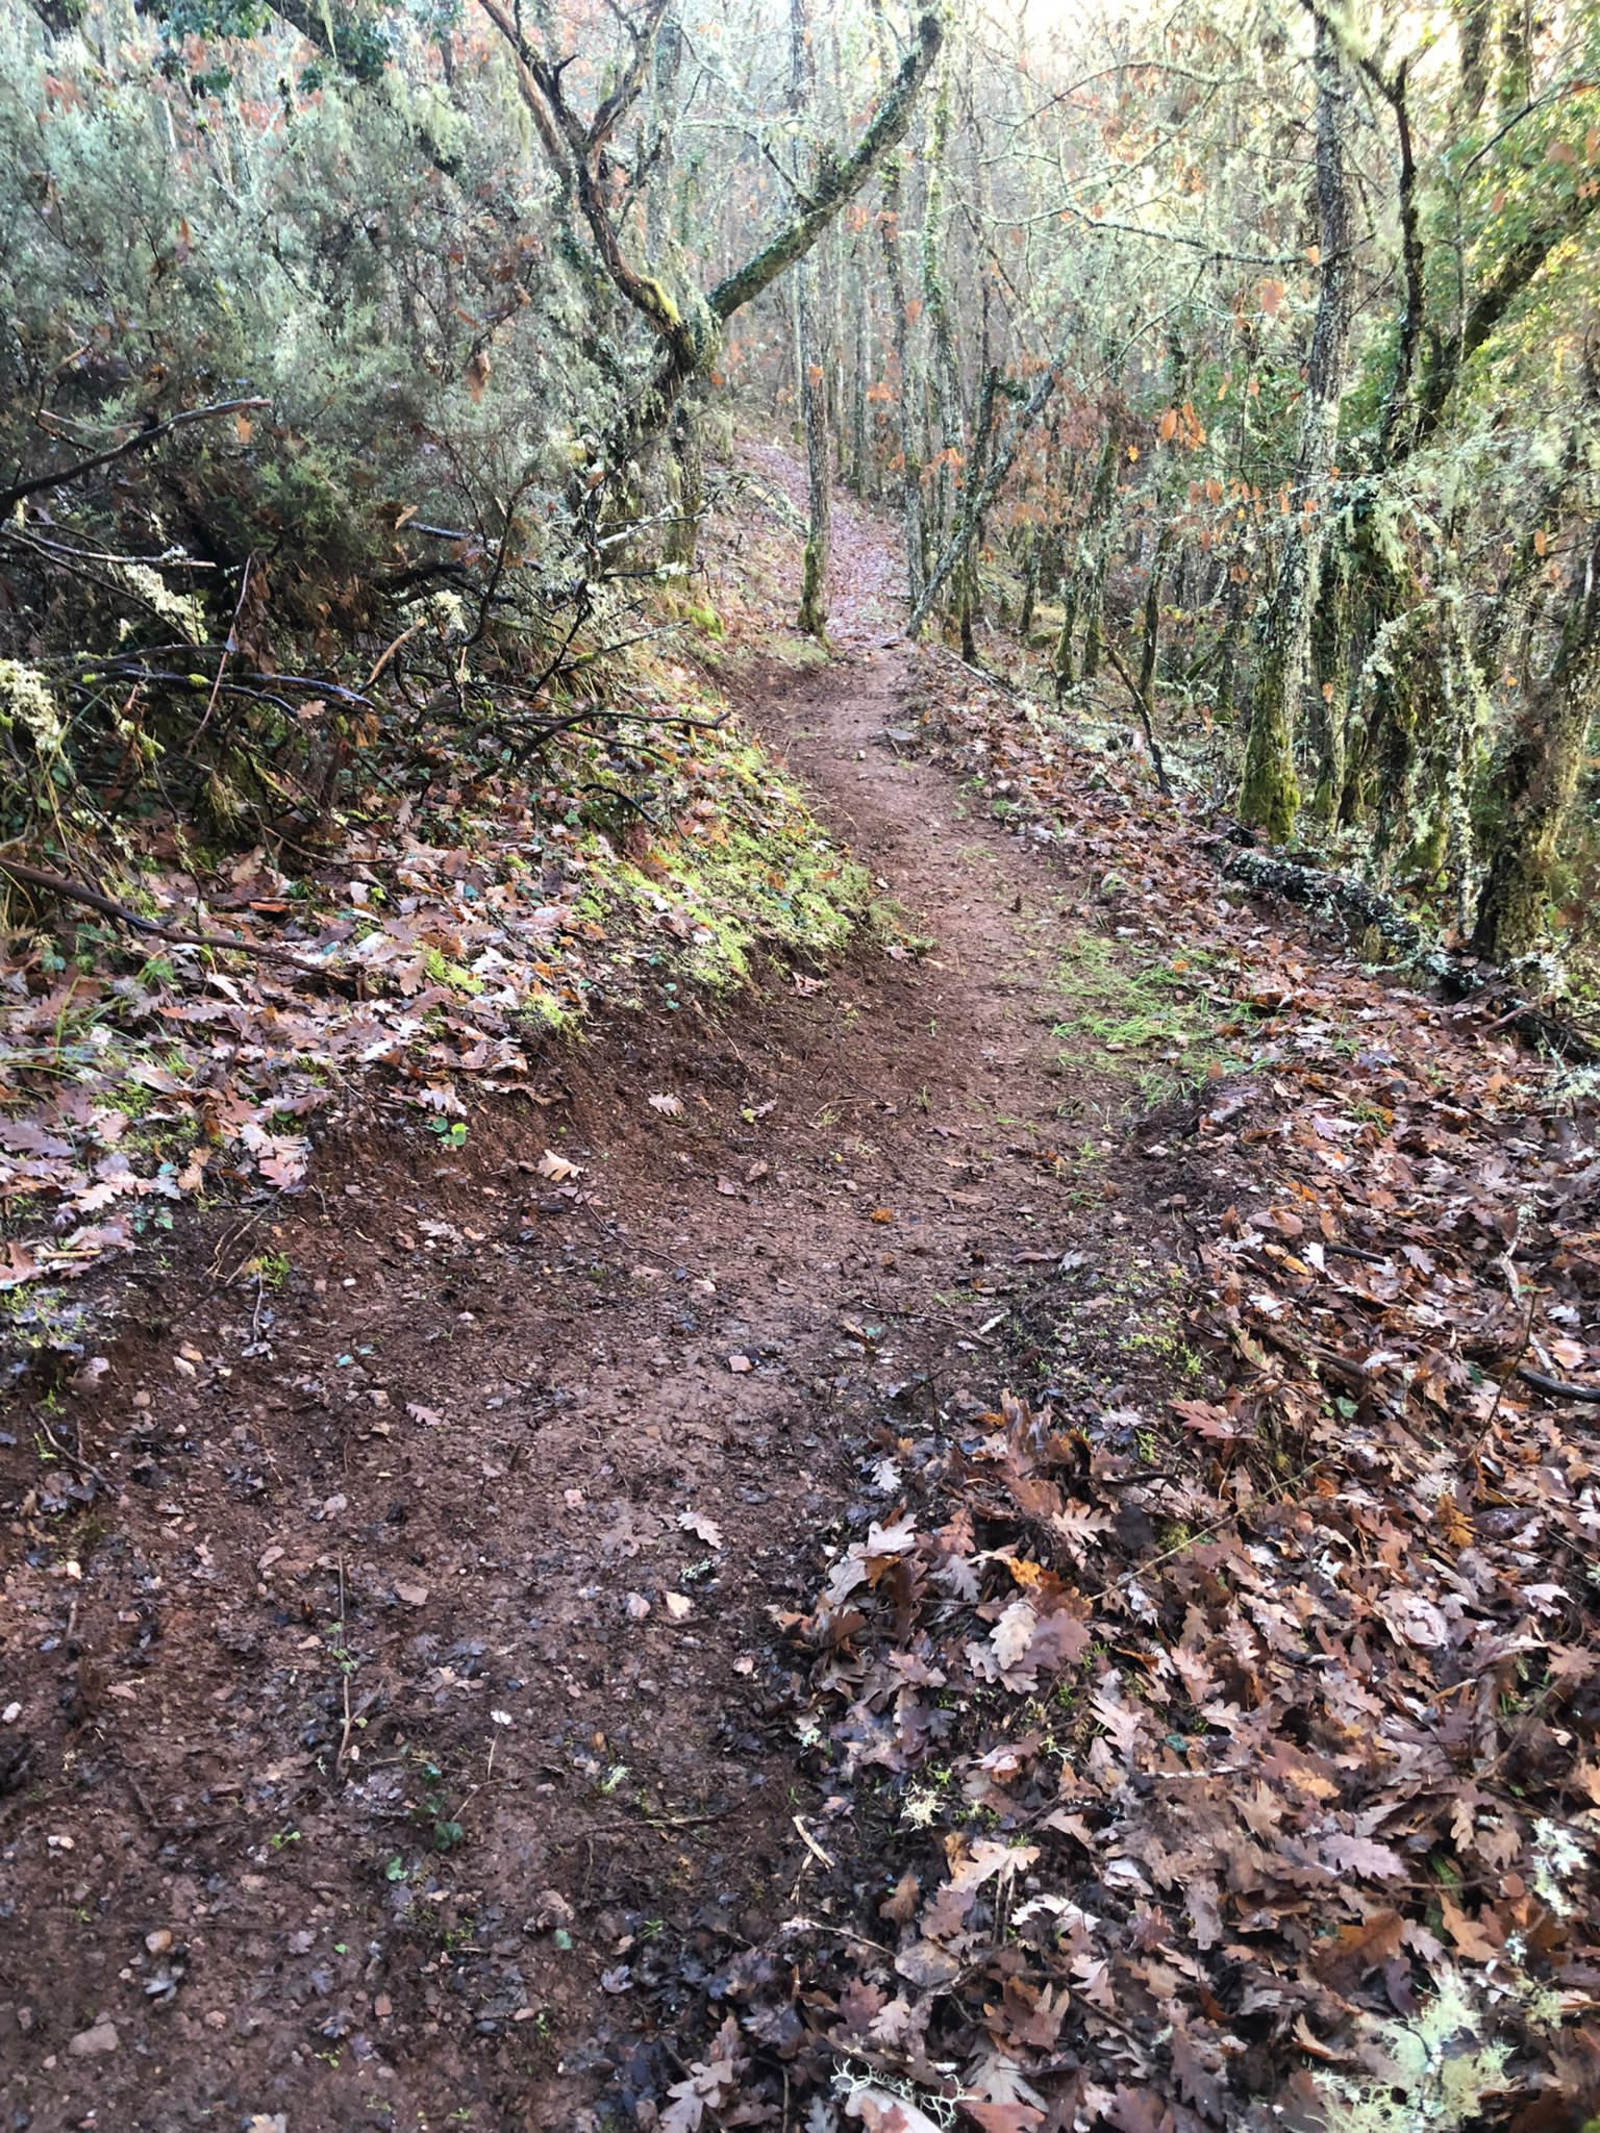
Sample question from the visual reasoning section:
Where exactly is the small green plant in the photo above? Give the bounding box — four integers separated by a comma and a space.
428, 1118, 469, 1149
245, 1249, 292, 1292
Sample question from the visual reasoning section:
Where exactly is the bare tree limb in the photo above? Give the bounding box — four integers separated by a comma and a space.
0, 399, 268, 516
0, 857, 330, 974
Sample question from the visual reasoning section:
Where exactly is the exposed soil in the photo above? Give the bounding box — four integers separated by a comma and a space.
1, 474, 1176, 2129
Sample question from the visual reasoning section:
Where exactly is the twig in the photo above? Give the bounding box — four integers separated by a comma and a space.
0, 397, 269, 514
366, 619, 428, 688
792, 1812, 836, 1869
1100, 633, 1173, 797
586, 1803, 733, 1839
1516, 1365, 1600, 1404
35, 1413, 112, 1495
192, 554, 253, 747
334, 1556, 357, 1778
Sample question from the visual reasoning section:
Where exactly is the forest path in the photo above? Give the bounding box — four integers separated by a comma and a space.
3, 469, 1146, 2133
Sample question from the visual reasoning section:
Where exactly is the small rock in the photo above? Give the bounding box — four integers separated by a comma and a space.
663, 1593, 693, 1621
67, 2021, 119, 2057
727, 1354, 752, 1374
144, 1928, 174, 1956
528, 1889, 575, 1932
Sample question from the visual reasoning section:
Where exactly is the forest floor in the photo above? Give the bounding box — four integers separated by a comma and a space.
3, 458, 1598, 2133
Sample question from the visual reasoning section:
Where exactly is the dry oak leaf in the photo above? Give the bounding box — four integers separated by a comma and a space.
1313, 1908, 1405, 1986
1440, 1892, 1502, 1963
537, 1148, 581, 1183
1320, 1832, 1408, 1879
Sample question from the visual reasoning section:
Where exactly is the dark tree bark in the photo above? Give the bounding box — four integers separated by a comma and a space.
1051, 414, 1120, 696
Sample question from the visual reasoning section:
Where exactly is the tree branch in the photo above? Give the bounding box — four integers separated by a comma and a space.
707, 9, 944, 322
0, 399, 268, 517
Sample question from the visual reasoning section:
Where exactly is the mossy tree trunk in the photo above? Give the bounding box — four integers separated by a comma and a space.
1239, 11, 1351, 842
1138, 518, 1175, 705
791, 0, 832, 640
920, 59, 965, 580
1053, 414, 1120, 698
796, 259, 833, 637
1307, 539, 1352, 819
1472, 524, 1600, 959
882, 166, 925, 604
661, 390, 703, 572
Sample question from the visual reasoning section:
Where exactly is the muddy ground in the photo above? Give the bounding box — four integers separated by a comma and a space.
2, 476, 1210, 2132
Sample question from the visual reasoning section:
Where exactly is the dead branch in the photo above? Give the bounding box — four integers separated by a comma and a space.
0, 398, 269, 515
0, 856, 330, 976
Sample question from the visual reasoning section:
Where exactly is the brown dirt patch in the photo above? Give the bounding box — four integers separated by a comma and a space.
1, 480, 1182, 2131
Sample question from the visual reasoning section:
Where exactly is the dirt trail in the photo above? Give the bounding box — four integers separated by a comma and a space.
1, 478, 1138, 2132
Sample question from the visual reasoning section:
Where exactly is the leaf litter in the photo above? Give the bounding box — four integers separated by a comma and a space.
5, 461, 1598, 2130
636, 520, 1600, 2130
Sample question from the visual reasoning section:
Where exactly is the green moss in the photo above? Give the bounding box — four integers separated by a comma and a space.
423, 946, 482, 995
1051, 933, 1247, 1102
599, 821, 868, 990
519, 990, 577, 1034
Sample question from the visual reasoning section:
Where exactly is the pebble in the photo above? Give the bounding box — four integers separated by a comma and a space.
67, 2021, 119, 2056
145, 1928, 173, 1955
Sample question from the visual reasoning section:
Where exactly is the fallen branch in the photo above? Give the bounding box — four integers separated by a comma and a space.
0, 856, 330, 976
1517, 1366, 1600, 1404
1217, 843, 1598, 1061
0, 398, 269, 515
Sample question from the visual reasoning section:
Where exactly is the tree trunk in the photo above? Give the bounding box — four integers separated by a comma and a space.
796, 263, 832, 638
1138, 519, 1175, 704
1472, 527, 1600, 958
920, 60, 965, 577
907, 358, 1059, 641
790, 0, 831, 639
870, 3, 925, 606
1053, 415, 1120, 698
1239, 12, 1352, 841
1307, 539, 1352, 818
661, 392, 703, 572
